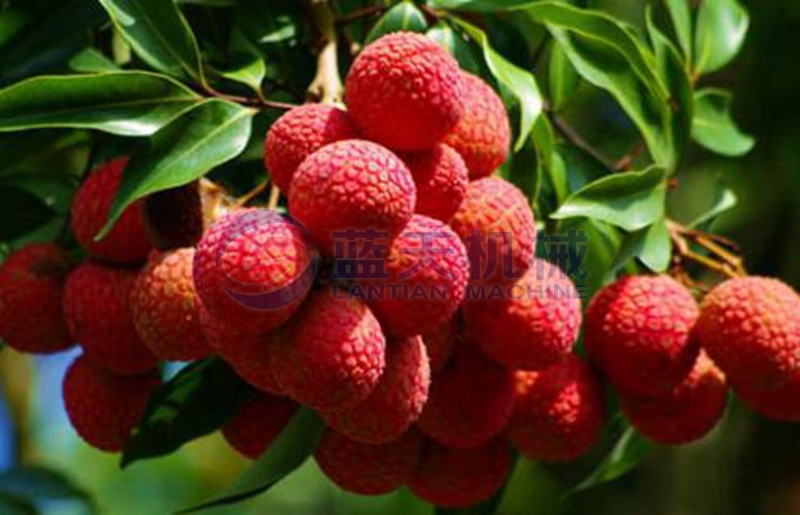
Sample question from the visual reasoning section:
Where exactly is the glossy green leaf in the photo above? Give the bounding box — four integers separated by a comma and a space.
688, 186, 737, 229
664, 0, 692, 60
68, 49, 121, 73
0, 72, 202, 136
548, 43, 580, 111
427, 22, 480, 73
574, 426, 652, 492
100, 99, 254, 240
218, 30, 267, 93
366, 1, 428, 44
694, 0, 749, 75
612, 217, 671, 273
551, 167, 667, 232
0, 186, 57, 241
692, 88, 754, 156
178, 407, 325, 513
98, 0, 205, 82
0, 467, 92, 506
122, 359, 254, 467
0, 9, 28, 50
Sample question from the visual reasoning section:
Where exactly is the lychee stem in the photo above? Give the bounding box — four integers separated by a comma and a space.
305, 0, 344, 104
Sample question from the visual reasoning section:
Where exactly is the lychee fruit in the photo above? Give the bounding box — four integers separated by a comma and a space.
315, 428, 423, 496
288, 140, 416, 256
465, 261, 581, 371
450, 177, 535, 285
264, 103, 358, 193
322, 336, 430, 444
418, 347, 515, 449
508, 355, 605, 461
272, 287, 386, 411
221, 394, 298, 459
143, 182, 204, 250
584, 275, 700, 397
345, 32, 464, 151
0, 243, 73, 353
620, 351, 727, 445
62, 353, 161, 452
695, 277, 799, 393
70, 157, 152, 264
193, 209, 317, 334
401, 144, 468, 222
410, 438, 512, 508
63, 262, 159, 375
733, 375, 800, 423
362, 215, 468, 337
422, 315, 460, 372
131, 248, 211, 361
443, 73, 511, 178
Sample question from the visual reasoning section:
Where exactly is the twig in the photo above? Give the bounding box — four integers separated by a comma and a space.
613, 139, 646, 171
304, 0, 344, 104
335, 5, 384, 25
267, 185, 281, 210
235, 180, 270, 208
202, 83, 298, 110
666, 218, 747, 279
551, 114, 616, 169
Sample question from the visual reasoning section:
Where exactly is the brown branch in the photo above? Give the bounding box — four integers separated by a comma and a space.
666, 218, 747, 279
267, 185, 281, 210
235, 180, 270, 209
551, 114, 616, 169
304, 0, 344, 104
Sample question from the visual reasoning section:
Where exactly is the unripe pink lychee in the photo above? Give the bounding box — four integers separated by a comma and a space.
443, 73, 511, 178
221, 394, 298, 459
315, 428, 424, 496
401, 144, 468, 222
63, 262, 159, 375
696, 277, 799, 393
322, 336, 430, 444
288, 140, 416, 255
465, 261, 581, 371
131, 248, 211, 361
345, 32, 464, 151
193, 209, 317, 334
584, 275, 700, 397
264, 104, 358, 193
63, 354, 161, 452
0, 243, 73, 353
70, 157, 152, 264
272, 287, 386, 411
450, 177, 535, 286
620, 351, 727, 445
422, 315, 460, 372
410, 438, 512, 508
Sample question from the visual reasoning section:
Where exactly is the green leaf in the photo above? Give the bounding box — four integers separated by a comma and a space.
548, 43, 580, 111
693, 0, 749, 75
122, 359, 254, 467
98, 0, 205, 83
178, 407, 325, 513
573, 426, 652, 492
99, 99, 254, 240
454, 19, 543, 151
663, 0, 692, 60
691, 88, 754, 156
0, 72, 201, 137
0, 493, 37, 515
427, 22, 480, 73
612, 217, 671, 273
68, 49, 121, 73
0, 186, 56, 241
218, 30, 267, 94
0, 467, 92, 506
366, 1, 428, 44
551, 167, 667, 232
0, 9, 28, 50
688, 186, 737, 229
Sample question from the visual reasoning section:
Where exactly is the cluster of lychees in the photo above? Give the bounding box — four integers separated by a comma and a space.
0, 32, 797, 509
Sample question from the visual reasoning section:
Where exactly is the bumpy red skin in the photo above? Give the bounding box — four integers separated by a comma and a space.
345, 32, 464, 151
200, 308, 283, 395
63, 354, 161, 452
222, 394, 298, 460
410, 438, 512, 508
322, 336, 430, 444
418, 347, 515, 449
131, 248, 210, 361
288, 140, 416, 256
696, 277, 799, 393
465, 261, 581, 371
443, 73, 511, 178
70, 157, 152, 264
584, 275, 700, 397
401, 144, 468, 222
0, 243, 73, 353
193, 209, 316, 334
364, 215, 468, 337
63, 262, 159, 375
422, 315, 460, 372
264, 104, 358, 193
620, 351, 727, 445
508, 355, 604, 461
315, 428, 423, 496
273, 288, 386, 411
733, 375, 800, 423
450, 177, 535, 286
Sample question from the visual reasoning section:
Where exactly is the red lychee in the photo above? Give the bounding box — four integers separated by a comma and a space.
422, 315, 460, 372
62, 353, 161, 452
143, 182, 204, 250
733, 375, 800, 423
264, 103, 358, 193
221, 394, 298, 459
584, 275, 699, 397
315, 428, 423, 496
63, 262, 159, 375
443, 73, 511, 178
401, 144, 468, 222
345, 32, 464, 151
0, 243, 73, 353
70, 157, 152, 264
288, 140, 416, 256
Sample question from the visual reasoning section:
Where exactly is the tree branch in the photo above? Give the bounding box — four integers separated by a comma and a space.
304, 0, 344, 104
